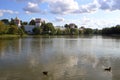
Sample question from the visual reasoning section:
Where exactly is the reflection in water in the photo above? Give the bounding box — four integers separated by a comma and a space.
111, 58, 120, 80
0, 36, 120, 80
0, 39, 22, 57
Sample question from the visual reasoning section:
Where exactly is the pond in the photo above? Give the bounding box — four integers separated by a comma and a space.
0, 35, 120, 80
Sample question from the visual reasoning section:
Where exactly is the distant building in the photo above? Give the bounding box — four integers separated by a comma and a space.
69, 23, 77, 28
79, 26, 85, 34
14, 17, 21, 27
24, 25, 35, 34
79, 26, 85, 30
23, 18, 45, 34
35, 18, 45, 27
35, 18, 41, 27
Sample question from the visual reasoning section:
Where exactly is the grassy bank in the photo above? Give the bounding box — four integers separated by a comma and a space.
0, 34, 28, 39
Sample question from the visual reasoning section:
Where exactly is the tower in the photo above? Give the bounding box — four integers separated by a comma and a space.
35, 18, 42, 27
14, 17, 21, 27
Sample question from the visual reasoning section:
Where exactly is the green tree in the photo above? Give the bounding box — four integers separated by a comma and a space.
93, 29, 100, 34
42, 23, 55, 35
7, 25, 18, 34
1, 19, 9, 25
29, 19, 35, 25
73, 28, 79, 35
64, 24, 69, 28
84, 28, 93, 34
102, 27, 111, 35
74, 24, 78, 28
32, 27, 42, 34
20, 25, 25, 33
115, 25, 120, 34
79, 30, 82, 34
64, 28, 70, 35
64, 23, 78, 28
56, 28, 63, 35
0, 21, 8, 34
69, 28, 79, 35
18, 28, 24, 37
9, 18, 15, 25
22, 21, 28, 25
102, 25, 120, 35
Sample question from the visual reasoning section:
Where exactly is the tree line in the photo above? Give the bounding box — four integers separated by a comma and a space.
0, 18, 120, 35
32, 23, 100, 35
0, 20, 24, 35
102, 25, 120, 35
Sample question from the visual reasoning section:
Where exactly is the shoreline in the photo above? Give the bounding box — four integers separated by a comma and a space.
0, 34, 27, 39
0, 34, 120, 39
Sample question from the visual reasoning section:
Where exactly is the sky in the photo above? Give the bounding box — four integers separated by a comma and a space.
0, 0, 120, 29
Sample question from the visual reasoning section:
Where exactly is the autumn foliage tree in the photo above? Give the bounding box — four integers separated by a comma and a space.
7, 25, 19, 34
0, 21, 8, 34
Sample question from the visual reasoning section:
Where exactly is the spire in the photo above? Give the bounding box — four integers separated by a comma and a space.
15, 17, 19, 20
14, 17, 21, 27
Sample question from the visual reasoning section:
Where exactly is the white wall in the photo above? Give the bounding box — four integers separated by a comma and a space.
35, 23, 41, 27
24, 25, 35, 34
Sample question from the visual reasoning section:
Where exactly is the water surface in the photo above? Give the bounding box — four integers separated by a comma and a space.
0, 35, 120, 80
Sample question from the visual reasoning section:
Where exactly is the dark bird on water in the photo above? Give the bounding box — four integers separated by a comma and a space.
43, 71, 48, 76
104, 67, 111, 72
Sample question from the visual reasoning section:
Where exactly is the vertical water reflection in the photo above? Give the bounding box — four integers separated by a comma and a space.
111, 58, 120, 80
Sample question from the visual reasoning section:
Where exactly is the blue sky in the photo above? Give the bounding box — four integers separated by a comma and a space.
0, 0, 120, 29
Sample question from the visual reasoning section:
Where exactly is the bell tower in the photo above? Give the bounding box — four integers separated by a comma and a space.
14, 17, 21, 27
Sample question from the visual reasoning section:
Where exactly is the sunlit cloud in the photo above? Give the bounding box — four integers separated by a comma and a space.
0, 9, 19, 17
23, 2, 40, 14
55, 17, 65, 22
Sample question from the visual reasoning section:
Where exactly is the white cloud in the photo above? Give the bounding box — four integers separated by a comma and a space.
49, 0, 120, 14
28, 2, 38, 8
0, 13, 3, 17
0, 9, 19, 17
19, 0, 97, 14
73, 0, 120, 14
48, 0, 79, 14
110, 0, 120, 10
47, 0, 101, 14
73, 3, 98, 14
22, 0, 79, 14
55, 17, 65, 22
97, 0, 112, 10
0, 10, 18, 14
23, 2, 40, 14
96, 0, 120, 11
81, 16, 91, 25
21, 0, 120, 15
80, 17, 119, 29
